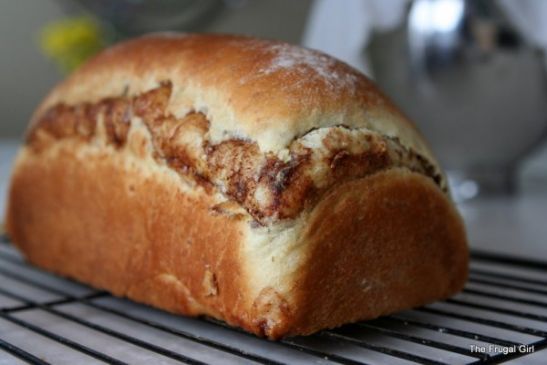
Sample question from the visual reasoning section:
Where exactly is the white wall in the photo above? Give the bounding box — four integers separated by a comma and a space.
0, 0, 66, 139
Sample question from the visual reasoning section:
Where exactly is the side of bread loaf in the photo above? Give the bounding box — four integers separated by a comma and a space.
6, 34, 468, 339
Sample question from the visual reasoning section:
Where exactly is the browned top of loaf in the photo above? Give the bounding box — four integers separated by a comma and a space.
27, 82, 443, 225
32, 33, 438, 167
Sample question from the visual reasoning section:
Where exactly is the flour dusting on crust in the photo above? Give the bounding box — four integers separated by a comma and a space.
264, 44, 358, 91
237, 40, 358, 92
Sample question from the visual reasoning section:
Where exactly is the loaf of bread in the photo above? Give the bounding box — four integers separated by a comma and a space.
6, 33, 468, 339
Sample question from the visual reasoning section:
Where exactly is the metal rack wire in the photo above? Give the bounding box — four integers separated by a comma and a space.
0, 234, 545, 364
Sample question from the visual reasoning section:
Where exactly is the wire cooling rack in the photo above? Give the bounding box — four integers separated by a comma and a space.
0, 235, 546, 365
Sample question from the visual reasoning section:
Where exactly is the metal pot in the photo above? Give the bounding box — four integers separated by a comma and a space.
368, 0, 547, 198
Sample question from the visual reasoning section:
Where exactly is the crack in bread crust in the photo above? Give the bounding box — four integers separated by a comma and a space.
27, 82, 446, 225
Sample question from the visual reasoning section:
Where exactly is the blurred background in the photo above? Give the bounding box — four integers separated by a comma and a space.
1, 0, 546, 259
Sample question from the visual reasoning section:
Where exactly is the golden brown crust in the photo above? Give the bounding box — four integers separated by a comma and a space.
31, 33, 440, 168
6, 142, 467, 339
284, 169, 468, 338
6, 33, 468, 339
27, 83, 444, 225
6, 141, 253, 329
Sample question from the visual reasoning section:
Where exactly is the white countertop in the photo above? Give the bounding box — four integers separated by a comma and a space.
1, 139, 546, 261
461, 195, 547, 261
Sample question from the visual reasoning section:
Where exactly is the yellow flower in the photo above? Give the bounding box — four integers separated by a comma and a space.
40, 16, 104, 73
